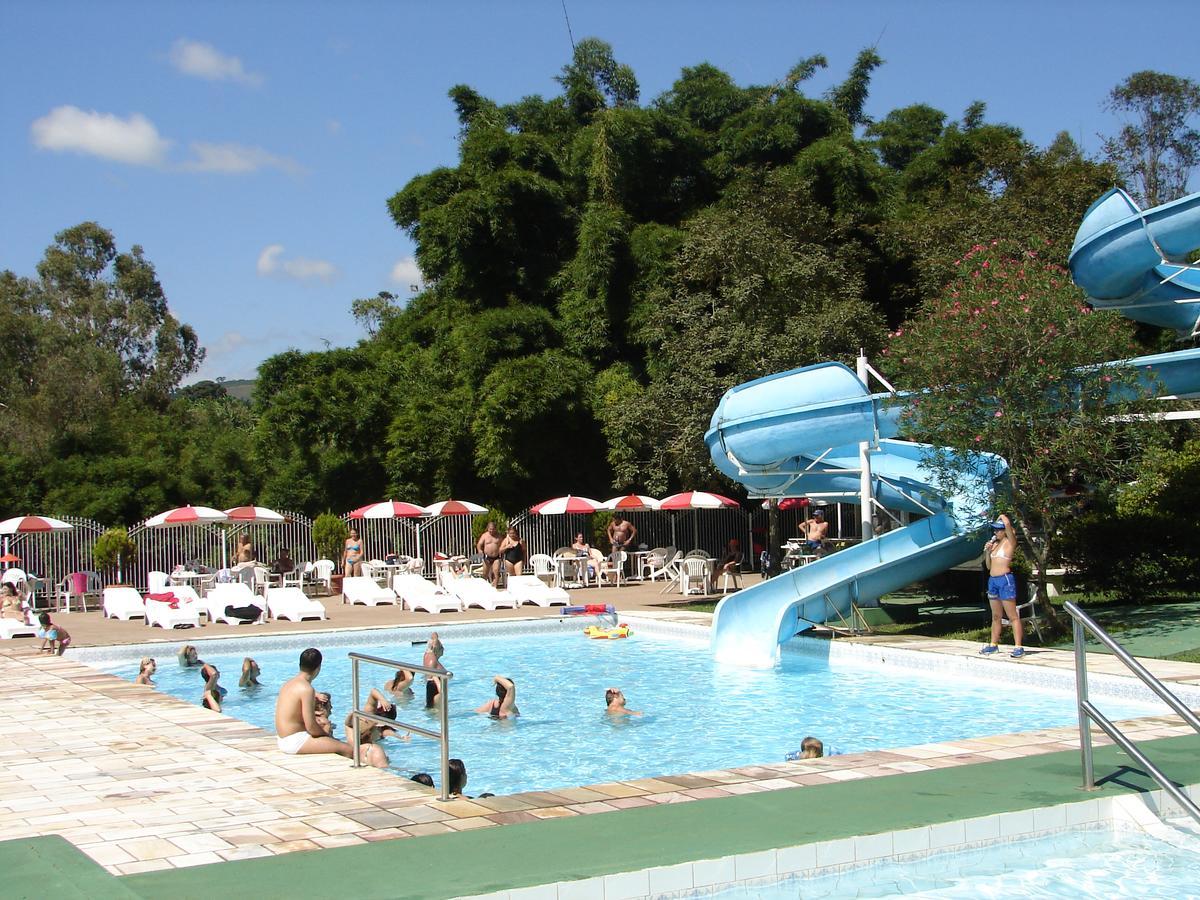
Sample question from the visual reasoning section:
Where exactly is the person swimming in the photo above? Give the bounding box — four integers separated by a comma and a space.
475, 675, 518, 719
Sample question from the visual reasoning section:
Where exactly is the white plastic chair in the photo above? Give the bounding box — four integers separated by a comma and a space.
309, 559, 335, 594
205, 583, 267, 624
1001, 592, 1044, 641
147, 570, 171, 592
55, 572, 90, 613
598, 551, 627, 588
679, 557, 711, 596
529, 553, 556, 583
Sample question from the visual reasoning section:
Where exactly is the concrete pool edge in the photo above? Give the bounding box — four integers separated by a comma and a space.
8, 734, 1195, 899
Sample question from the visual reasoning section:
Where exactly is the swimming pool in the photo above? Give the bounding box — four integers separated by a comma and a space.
88, 619, 1164, 797
703, 821, 1200, 898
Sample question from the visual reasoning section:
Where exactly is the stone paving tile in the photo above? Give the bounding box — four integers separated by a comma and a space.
404, 822, 456, 837
444, 816, 500, 832
167, 851, 225, 868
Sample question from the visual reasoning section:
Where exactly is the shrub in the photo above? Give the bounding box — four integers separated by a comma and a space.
93, 527, 136, 582
312, 513, 349, 564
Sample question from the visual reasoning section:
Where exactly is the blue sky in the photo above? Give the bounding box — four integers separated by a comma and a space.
2, 1, 1196, 382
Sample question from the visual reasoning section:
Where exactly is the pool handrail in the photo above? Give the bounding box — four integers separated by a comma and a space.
349, 651, 453, 801
1065, 600, 1200, 825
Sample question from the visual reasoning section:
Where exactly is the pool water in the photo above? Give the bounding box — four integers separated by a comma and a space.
102, 630, 1157, 796
708, 823, 1200, 898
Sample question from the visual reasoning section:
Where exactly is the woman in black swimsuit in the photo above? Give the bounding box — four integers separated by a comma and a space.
200, 664, 224, 712
498, 528, 527, 577
475, 675, 518, 719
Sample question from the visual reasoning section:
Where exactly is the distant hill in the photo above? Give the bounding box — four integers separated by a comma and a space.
222, 379, 255, 402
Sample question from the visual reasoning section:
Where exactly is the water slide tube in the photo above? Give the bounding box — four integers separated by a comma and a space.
707, 188, 1200, 667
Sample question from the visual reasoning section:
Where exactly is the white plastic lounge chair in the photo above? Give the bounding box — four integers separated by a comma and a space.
265, 587, 328, 622
144, 588, 202, 629
103, 587, 146, 621
147, 570, 171, 592
448, 577, 516, 611
0, 619, 38, 639
506, 575, 569, 608
204, 583, 267, 624
341, 576, 397, 606
392, 573, 461, 613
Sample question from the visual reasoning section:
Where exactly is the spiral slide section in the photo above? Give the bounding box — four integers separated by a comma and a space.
707, 189, 1200, 667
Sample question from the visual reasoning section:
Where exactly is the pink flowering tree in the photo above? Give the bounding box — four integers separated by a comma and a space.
885, 239, 1153, 626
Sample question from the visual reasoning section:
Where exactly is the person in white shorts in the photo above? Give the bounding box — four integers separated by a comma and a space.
274, 648, 353, 757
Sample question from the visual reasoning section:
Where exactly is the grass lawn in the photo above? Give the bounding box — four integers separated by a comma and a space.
680, 588, 1200, 661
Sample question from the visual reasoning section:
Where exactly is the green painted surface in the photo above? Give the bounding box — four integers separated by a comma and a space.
116, 734, 1200, 900
0, 835, 141, 899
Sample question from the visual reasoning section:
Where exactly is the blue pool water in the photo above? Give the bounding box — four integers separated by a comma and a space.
100, 630, 1158, 796
708, 824, 1200, 898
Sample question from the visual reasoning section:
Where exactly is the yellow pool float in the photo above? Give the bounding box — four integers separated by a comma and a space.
584, 624, 631, 640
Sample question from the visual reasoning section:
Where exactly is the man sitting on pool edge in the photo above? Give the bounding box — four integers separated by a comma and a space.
274, 648, 353, 758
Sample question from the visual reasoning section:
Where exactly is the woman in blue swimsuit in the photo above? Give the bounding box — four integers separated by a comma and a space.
343, 530, 364, 577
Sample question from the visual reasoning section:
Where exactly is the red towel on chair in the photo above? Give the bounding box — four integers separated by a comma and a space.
146, 592, 180, 609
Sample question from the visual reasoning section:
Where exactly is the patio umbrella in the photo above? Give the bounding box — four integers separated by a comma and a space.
0, 553, 20, 563
601, 494, 661, 511
422, 500, 488, 516
0, 515, 74, 534
761, 497, 809, 511
224, 505, 286, 523
146, 505, 230, 571
660, 492, 740, 551
347, 500, 427, 519
145, 505, 229, 527
348, 500, 428, 563
530, 495, 603, 515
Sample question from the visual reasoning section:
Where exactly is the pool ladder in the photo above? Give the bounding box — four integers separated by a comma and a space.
1065, 601, 1200, 824
349, 651, 454, 801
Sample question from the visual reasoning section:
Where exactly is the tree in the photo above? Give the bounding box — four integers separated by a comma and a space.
885, 239, 1154, 631
1102, 70, 1200, 208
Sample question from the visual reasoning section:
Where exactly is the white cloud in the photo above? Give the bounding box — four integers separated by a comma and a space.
180, 141, 305, 175
169, 38, 262, 86
390, 256, 424, 290
257, 244, 337, 281
30, 105, 171, 166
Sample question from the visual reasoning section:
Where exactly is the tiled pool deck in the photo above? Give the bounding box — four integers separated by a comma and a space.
2, 600, 1198, 896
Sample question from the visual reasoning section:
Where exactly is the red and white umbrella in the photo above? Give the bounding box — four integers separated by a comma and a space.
0, 515, 74, 534
601, 494, 661, 511
422, 500, 488, 516
145, 505, 229, 527
761, 497, 809, 511
224, 505, 286, 523
660, 491, 740, 510
348, 500, 428, 519
530, 495, 603, 515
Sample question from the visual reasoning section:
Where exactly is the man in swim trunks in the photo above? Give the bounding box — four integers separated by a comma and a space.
274, 648, 353, 757
800, 508, 829, 556
980, 514, 1024, 658
476, 521, 502, 584
606, 514, 637, 575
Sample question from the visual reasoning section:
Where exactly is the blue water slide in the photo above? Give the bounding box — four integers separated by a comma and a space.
1069, 187, 1200, 335
708, 188, 1200, 666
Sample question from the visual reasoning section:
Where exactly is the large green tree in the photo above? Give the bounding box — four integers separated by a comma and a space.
1102, 70, 1200, 208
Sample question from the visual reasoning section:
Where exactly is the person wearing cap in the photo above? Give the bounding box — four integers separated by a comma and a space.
800, 508, 829, 556
980, 513, 1024, 658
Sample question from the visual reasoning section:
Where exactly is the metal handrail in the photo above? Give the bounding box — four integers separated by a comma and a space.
1064, 601, 1200, 824
349, 651, 453, 801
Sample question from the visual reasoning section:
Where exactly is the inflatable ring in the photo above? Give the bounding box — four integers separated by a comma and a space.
584, 624, 631, 640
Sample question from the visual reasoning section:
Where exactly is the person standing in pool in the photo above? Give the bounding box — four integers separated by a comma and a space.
980, 514, 1025, 658
178, 645, 200, 667
476, 675, 519, 719
605, 687, 642, 717
135, 658, 156, 686
239, 657, 261, 687
200, 663, 225, 712
274, 648, 353, 758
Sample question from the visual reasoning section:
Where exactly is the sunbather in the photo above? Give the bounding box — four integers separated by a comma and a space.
0, 583, 23, 620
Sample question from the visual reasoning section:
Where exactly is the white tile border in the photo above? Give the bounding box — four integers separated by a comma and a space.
455, 782, 1200, 899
